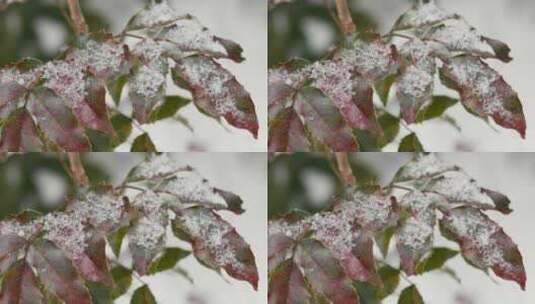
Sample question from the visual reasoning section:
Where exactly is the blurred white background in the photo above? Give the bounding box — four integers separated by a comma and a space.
357, 0, 535, 152
85, 153, 267, 304
351, 153, 535, 304
85, 0, 267, 152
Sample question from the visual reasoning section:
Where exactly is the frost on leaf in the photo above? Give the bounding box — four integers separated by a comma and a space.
393, 0, 455, 30
394, 153, 457, 182
425, 170, 512, 214
173, 56, 258, 137
130, 39, 168, 124
397, 191, 441, 274
426, 18, 512, 62
0, 108, 44, 152
68, 190, 129, 232
28, 87, 91, 151
440, 207, 526, 289
158, 15, 244, 62
128, 153, 190, 181
126, 0, 179, 30
160, 169, 245, 214
440, 55, 526, 137
294, 87, 358, 151
128, 190, 169, 275
173, 207, 258, 289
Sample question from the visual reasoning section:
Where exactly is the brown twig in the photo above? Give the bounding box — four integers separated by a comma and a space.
67, 153, 89, 186
335, 152, 356, 186
335, 0, 356, 34
67, 0, 88, 35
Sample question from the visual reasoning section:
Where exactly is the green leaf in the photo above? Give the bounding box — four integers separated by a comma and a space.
131, 133, 156, 152
87, 282, 113, 304
377, 112, 400, 148
398, 285, 424, 304
149, 247, 191, 274
86, 129, 114, 152
108, 226, 129, 258
354, 130, 379, 152
416, 96, 458, 123
107, 75, 129, 106
149, 96, 191, 123
355, 282, 380, 304
378, 265, 400, 299
398, 133, 424, 152
375, 226, 396, 258
110, 114, 133, 146
375, 74, 396, 106
111, 265, 133, 299
131, 285, 156, 304
416, 247, 458, 274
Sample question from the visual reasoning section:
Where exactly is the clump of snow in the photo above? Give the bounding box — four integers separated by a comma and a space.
42, 211, 89, 258
68, 191, 126, 231
337, 189, 397, 231
0, 218, 42, 240
397, 65, 434, 113
130, 0, 178, 29
131, 64, 166, 99
83, 40, 129, 78
398, 216, 434, 255
133, 39, 165, 63
161, 169, 227, 206
158, 16, 227, 57
42, 58, 87, 106
0, 67, 40, 88
426, 170, 494, 206
426, 18, 494, 56
396, 0, 455, 29
129, 214, 167, 254
396, 153, 456, 181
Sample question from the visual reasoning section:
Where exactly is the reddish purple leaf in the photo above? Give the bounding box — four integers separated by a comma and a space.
440, 207, 526, 289
294, 87, 358, 151
440, 55, 526, 138
128, 211, 168, 276
0, 108, 43, 152
268, 259, 312, 304
173, 207, 258, 289
268, 59, 308, 120
73, 236, 113, 286
0, 82, 26, 121
72, 77, 115, 134
0, 261, 44, 304
27, 239, 91, 304
0, 235, 27, 274
294, 239, 359, 304
27, 87, 90, 151
268, 107, 310, 152
268, 233, 296, 273
173, 55, 258, 138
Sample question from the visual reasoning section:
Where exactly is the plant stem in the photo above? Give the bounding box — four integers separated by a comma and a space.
335, 152, 356, 186
67, 153, 89, 186
335, 0, 356, 34
67, 0, 88, 35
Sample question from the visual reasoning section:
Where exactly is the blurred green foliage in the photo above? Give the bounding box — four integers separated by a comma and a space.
268, 0, 377, 67
0, 154, 109, 220
268, 153, 378, 218
0, 0, 108, 66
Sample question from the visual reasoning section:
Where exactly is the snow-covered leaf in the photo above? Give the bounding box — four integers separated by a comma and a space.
393, 0, 455, 30
173, 207, 258, 289
425, 170, 512, 214
0, 235, 27, 274
394, 153, 457, 182
440, 207, 526, 289
27, 87, 91, 151
172, 56, 258, 138
268, 59, 309, 120
0, 108, 43, 152
440, 55, 526, 137
128, 153, 190, 181
126, 0, 179, 31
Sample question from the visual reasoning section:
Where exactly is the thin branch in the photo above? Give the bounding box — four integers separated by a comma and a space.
335, 152, 356, 186
334, 0, 356, 34
67, 0, 88, 35
67, 153, 89, 186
